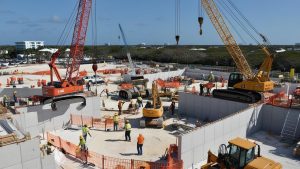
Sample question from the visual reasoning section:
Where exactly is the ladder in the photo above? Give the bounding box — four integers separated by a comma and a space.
281, 109, 300, 142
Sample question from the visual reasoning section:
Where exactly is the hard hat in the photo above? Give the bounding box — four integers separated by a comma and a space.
126, 120, 129, 123
13, 91, 17, 94
210, 71, 213, 74
80, 135, 83, 139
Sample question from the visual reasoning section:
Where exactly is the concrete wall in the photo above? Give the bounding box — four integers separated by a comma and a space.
183, 68, 231, 80
179, 92, 249, 121
0, 88, 42, 98
178, 105, 263, 169
261, 105, 300, 137
13, 96, 101, 137
178, 93, 300, 168
144, 69, 185, 88
0, 137, 54, 169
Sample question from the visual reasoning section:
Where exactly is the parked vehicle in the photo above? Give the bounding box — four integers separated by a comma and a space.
83, 75, 104, 84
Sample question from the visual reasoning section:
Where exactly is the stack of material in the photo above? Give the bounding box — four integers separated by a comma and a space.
0, 119, 26, 146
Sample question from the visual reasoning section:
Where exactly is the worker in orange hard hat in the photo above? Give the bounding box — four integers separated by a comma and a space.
137, 134, 144, 155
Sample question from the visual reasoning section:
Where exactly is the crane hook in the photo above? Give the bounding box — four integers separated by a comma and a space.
175, 35, 180, 45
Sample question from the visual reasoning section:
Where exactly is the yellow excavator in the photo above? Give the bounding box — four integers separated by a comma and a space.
199, 0, 275, 103
201, 137, 282, 169
140, 81, 164, 128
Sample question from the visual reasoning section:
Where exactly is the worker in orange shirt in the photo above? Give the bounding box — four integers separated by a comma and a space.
137, 134, 144, 155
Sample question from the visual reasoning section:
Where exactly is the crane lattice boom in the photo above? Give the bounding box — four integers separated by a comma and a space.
66, 0, 92, 84
202, 0, 254, 80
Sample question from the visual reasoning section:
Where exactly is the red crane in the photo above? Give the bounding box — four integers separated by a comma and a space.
42, 0, 92, 98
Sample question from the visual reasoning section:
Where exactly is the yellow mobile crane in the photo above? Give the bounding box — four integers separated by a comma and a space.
199, 0, 274, 103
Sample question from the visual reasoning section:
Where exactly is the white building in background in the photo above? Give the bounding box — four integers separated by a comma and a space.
15, 41, 44, 50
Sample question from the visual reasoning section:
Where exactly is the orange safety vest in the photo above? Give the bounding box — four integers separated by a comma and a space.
137, 135, 144, 144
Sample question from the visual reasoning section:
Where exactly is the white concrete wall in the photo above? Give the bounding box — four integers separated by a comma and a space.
261, 105, 300, 137
13, 96, 101, 137
0, 137, 54, 169
183, 68, 231, 80
178, 105, 263, 169
179, 92, 249, 121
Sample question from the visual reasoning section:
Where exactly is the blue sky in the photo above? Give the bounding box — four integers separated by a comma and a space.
0, 0, 299, 45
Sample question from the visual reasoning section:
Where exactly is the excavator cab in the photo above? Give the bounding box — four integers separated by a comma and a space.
228, 72, 244, 88
225, 140, 256, 168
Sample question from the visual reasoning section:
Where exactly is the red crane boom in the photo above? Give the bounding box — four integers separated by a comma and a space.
42, 0, 92, 97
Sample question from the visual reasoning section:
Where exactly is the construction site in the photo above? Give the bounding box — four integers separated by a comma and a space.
0, 0, 300, 169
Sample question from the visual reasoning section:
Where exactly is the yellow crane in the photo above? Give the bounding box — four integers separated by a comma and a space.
200, 0, 274, 103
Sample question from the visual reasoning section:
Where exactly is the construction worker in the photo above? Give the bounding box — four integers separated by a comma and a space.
118, 100, 124, 115
124, 120, 131, 141
137, 96, 143, 108
208, 71, 215, 82
137, 134, 144, 155
199, 83, 204, 96
13, 91, 17, 103
78, 135, 88, 164
128, 100, 134, 114
82, 124, 91, 142
169, 101, 176, 116
78, 135, 87, 150
3, 95, 8, 107
86, 82, 91, 91
113, 113, 119, 131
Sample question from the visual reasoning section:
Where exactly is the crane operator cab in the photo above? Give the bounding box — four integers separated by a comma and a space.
228, 72, 244, 88
213, 137, 282, 169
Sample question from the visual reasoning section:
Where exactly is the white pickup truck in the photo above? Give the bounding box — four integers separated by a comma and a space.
83, 75, 105, 84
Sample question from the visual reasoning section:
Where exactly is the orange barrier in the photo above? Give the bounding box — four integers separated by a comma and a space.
119, 83, 133, 90
70, 114, 124, 131
47, 132, 183, 169
32, 70, 50, 75
156, 79, 181, 88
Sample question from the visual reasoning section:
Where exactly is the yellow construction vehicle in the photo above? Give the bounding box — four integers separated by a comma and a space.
140, 81, 164, 128
201, 137, 282, 169
200, 0, 275, 103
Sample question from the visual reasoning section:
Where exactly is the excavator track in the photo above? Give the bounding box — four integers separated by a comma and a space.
212, 89, 262, 103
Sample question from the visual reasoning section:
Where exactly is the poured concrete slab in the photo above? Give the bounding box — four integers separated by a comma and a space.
249, 131, 300, 169
51, 126, 176, 162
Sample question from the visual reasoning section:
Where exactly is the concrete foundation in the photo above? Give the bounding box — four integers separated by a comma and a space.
178, 92, 300, 169
13, 96, 101, 137
0, 137, 55, 169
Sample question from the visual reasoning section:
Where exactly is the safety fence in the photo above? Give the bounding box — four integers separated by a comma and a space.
264, 91, 300, 108
70, 114, 125, 131
47, 132, 183, 169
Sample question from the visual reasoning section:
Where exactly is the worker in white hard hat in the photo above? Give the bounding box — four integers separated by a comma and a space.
124, 120, 132, 141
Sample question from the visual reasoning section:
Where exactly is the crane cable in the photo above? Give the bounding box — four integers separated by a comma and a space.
175, 0, 180, 45
56, 0, 79, 46
91, 0, 98, 60
216, 0, 260, 45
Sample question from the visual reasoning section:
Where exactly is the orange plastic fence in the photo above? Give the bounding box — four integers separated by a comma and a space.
47, 132, 183, 169
70, 114, 124, 131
